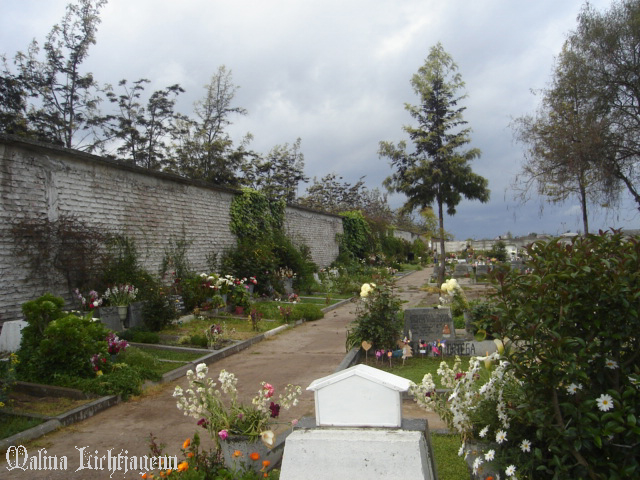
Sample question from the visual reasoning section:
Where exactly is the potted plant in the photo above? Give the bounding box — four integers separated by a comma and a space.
174, 365, 302, 471
103, 284, 138, 322
230, 284, 250, 315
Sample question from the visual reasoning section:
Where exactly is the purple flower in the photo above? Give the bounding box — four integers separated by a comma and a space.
269, 402, 281, 418
218, 429, 228, 440
197, 418, 209, 429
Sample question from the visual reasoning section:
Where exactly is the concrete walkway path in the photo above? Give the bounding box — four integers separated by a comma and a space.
3, 267, 445, 479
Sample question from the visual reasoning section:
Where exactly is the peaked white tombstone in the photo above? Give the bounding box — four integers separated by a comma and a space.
307, 363, 411, 427
280, 364, 435, 480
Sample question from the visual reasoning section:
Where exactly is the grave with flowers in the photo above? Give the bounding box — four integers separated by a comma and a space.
279, 364, 437, 479
404, 307, 456, 352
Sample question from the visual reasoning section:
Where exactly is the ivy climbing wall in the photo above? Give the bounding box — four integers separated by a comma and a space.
0, 135, 341, 324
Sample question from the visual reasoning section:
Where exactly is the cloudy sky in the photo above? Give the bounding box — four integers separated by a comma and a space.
2, 0, 637, 240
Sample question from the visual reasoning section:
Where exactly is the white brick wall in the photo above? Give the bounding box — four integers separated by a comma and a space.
0, 137, 341, 324
284, 205, 343, 268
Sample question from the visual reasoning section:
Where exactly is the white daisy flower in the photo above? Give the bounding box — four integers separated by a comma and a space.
505, 464, 516, 476
520, 439, 531, 452
484, 449, 495, 461
605, 359, 618, 369
479, 425, 489, 438
566, 382, 582, 394
496, 429, 507, 444
596, 393, 614, 412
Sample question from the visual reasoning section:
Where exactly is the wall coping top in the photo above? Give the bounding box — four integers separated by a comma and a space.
307, 364, 411, 393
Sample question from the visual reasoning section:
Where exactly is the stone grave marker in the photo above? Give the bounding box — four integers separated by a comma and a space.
475, 264, 490, 277
404, 308, 455, 353
453, 263, 472, 278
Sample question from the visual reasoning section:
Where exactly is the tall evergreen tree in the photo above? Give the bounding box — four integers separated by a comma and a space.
379, 43, 489, 283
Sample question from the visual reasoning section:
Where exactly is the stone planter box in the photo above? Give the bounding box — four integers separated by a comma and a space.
220, 434, 286, 472
128, 301, 145, 329
98, 306, 122, 331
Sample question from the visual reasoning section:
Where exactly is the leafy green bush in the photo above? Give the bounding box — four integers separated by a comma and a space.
24, 314, 109, 382
467, 299, 499, 339
17, 295, 109, 382
187, 334, 208, 348
491, 231, 640, 479
19, 294, 66, 352
119, 347, 161, 381
142, 284, 179, 331
338, 210, 376, 260
289, 303, 324, 322
118, 328, 160, 344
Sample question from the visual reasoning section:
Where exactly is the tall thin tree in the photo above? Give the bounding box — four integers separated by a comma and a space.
380, 43, 489, 284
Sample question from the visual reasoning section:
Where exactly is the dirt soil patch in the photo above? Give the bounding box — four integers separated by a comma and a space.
8, 392, 93, 417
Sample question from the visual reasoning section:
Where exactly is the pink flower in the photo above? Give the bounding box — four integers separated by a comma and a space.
218, 429, 228, 440
263, 383, 274, 398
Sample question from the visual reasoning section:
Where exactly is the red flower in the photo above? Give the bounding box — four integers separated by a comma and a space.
269, 402, 280, 418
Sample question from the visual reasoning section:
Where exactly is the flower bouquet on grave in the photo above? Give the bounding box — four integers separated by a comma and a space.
73, 289, 103, 311
174, 366, 302, 464
103, 284, 138, 306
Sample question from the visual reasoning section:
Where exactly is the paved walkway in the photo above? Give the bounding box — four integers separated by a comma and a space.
3, 267, 444, 479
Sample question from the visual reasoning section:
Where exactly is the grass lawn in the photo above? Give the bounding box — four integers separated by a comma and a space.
431, 434, 469, 479
0, 413, 44, 439
362, 355, 473, 388
134, 347, 209, 363
158, 316, 275, 342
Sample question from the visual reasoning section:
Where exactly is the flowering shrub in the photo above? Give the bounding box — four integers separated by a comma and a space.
410, 352, 530, 478
488, 231, 640, 479
439, 278, 469, 316
248, 309, 263, 331
415, 232, 640, 479
174, 366, 302, 451
103, 284, 138, 306
347, 281, 402, 351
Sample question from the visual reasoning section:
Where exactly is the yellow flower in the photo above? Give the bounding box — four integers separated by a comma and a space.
96, 370, 103, 376
183, 438, 191, 449
177, 461, 189, 472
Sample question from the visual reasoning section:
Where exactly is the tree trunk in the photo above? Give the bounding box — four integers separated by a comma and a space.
438, 199, 446, 285
579, 179, 589, 235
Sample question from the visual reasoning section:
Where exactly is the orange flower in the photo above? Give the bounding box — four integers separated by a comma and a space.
140, 474, 148, 479
166, 470, 172, 475
262, 460, 271, 468
250, 452, 261, 461
187, 452, 194, 458
232, 450, 243, 458
263, 474, 268, 478
183, 438, 191, 449
177, 461, 189, 472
